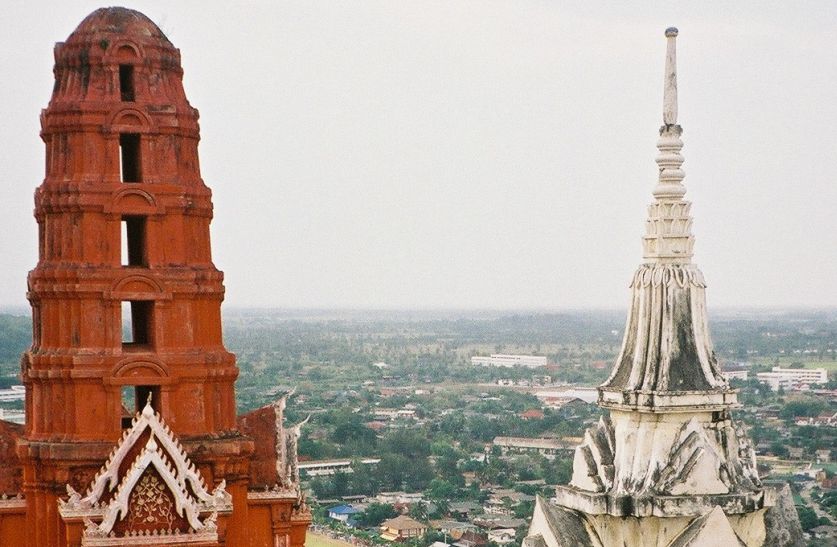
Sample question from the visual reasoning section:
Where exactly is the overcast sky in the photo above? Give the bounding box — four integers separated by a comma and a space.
1, 1, 835, 310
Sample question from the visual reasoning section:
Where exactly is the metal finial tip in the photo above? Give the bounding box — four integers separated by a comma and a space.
665, 27, 679, 38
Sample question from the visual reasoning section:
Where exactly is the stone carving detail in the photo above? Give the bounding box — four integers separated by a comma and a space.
128, 473, 176, 529
569, 414, 759, 499
285, 415, 310, 487
274, 388, 293, 485
246, 483, 298, 501
0, 492, 25, 510
732, 421, 761, 488
630, 263, 705, 289
58, 398, 231, 544
292, 491, 312, 520
272, 387, 310, 492
569, 415, 614, 493
654, 417, 728, 495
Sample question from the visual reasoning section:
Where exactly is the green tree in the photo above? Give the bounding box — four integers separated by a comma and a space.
0, 314, 30, 361
541, 457, 573, 485
513, 500, 535, 518
409, 502, 428, 521
332, 421, 377, 446
358, 503, 397, 527
426, 478, 457, 501
779, 399, 826, 419
347, 460, 380, 495
796, 505, 819, 531
384, 429, 431, 459
332, 470, 350, 497
768, 441, 788, 458
377, 454, 410, 491
431, 442, 465, 485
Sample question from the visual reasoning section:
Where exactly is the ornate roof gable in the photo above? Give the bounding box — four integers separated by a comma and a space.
59, 400, 232, 545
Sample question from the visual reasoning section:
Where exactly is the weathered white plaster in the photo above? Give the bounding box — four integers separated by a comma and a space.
524, 28, 802, 547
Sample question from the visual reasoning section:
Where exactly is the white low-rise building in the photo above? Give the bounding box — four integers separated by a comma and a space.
471, 354, 547, 368
756, 367, 828, 391
375, 491, 425, 505
493, 436, 576, 459
0, 385, 25, 402
297, 457, 380, 476
723, 370, 749, 381
0, 408, 25, 424
488, 528, 517, 544
534, 387, 598, 405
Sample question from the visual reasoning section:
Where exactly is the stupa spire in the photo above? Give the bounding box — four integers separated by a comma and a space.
663, 27, 678, 126
601, 27, 726, 400
523, 27, 803, 547
645, 26, 692, 264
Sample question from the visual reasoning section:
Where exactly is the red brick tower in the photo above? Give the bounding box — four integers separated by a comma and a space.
11, 7, 310, 547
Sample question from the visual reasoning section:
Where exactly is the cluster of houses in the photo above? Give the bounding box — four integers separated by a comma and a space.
323, 486, 533, 545
742, 399, 835, 464
794, 411, 837, 428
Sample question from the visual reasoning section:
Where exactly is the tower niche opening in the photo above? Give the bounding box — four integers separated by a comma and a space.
120, 216, 147, 266
121, 300, 153, 348
119, 64, 135, 102
119, 133, 141, 182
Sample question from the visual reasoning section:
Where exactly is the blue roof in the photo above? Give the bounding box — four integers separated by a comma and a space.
329, 504, 360, 515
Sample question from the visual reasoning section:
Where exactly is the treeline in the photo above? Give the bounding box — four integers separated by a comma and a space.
0, 315, 29, 362
0, 314, 29, 387
711, 311, 836, 361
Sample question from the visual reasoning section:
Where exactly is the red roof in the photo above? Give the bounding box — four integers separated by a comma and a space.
520, 409, 545, 420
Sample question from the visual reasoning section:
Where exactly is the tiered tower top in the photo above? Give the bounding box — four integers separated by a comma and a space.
645, 26, 692, 264
25, 4, 236, 444
598, 28, 734, 412
13, 8, 313, 547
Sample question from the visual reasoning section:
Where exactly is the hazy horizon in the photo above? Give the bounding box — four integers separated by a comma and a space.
3, 303, 836, 320
2, 1, 835, 310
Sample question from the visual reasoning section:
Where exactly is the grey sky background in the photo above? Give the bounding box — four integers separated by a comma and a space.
1, 1, 835, 310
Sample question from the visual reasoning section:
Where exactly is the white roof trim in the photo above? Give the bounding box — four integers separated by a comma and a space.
59, 399, 232, 541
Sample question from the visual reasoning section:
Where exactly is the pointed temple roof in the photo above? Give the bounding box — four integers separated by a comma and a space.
58, 399, 232, 545
599, 27, 734, 411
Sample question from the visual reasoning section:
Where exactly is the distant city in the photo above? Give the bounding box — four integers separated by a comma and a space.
1, 307, 834, 544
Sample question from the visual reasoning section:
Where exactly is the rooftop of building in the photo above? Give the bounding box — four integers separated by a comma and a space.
65, 7, 172, 47
380, 514, 427, 530
328, 504, 360, 515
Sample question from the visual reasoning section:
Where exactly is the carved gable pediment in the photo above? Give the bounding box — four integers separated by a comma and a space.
59, 400, 232, 545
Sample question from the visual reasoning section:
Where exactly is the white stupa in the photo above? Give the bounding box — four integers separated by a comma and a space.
523, 28, 803, 547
